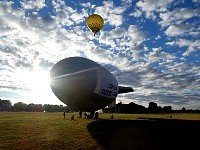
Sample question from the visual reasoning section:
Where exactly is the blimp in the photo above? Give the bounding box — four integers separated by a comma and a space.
50, 57, 133, 113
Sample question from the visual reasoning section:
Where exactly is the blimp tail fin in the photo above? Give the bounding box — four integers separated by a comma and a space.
118, 86, 134, 94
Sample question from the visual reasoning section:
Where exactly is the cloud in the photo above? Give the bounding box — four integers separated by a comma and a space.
20, 0, 46, 10
175, 39, 200, 57
39, 58, 54, 70
145, 47, 176, 63
81, 2, 92, 8
136, 0, 173, 19
165, 24, 192, 36
98, 31, 116, 47
126, 25, 147, 44
159, 8, 200, 27
116, 62, 200, 109
110, 27, 125, 38
0, 0, 199, 109
70, 9, 88, 24
95, 1, 126, 27
130, 9, 142, 17
166, 38, 200, 57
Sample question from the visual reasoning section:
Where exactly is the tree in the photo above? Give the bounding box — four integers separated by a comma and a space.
0, 99, 12, 111
148, 102, 158, 113
182, 107, 186, 112
163, 106, 172, 113
12, 102, 27, 111
25, 103, 44, 112
43, 104, 64, 112
117, 102, 146, 114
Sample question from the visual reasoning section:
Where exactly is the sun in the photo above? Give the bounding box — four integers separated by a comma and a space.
28, 70, 50, 92
15, 69, 52, 104
23, 70, 49, 90
28, 70, 52, 103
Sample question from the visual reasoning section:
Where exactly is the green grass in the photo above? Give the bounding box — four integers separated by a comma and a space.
0, 112, 200, 150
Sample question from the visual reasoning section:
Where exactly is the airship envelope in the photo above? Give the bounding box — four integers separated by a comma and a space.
50, 57, 133, 112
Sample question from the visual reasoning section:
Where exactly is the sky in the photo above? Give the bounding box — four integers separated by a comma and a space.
0, 0, 200, 110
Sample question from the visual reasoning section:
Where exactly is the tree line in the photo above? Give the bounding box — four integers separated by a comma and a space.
0, 99, 66, 112
1, 99, 200, 113
104, 101, 200, 113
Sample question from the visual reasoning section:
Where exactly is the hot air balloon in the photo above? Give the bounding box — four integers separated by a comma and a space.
86, 14, 104, 36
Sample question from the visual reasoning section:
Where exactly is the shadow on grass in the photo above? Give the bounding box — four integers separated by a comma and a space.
87, 118, 200, 150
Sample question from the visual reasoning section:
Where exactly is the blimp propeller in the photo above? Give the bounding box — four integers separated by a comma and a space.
50, 57, 133, 112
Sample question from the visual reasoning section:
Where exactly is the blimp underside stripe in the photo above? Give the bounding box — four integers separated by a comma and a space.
94, 69, 101, 95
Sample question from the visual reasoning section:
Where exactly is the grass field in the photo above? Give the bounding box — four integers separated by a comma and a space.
0, 112, 200, 150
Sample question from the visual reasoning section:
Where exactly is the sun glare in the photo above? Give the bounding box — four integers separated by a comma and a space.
15, 69, 52, 104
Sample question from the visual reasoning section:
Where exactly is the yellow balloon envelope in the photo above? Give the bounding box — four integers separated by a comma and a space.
86, 14, 104, 36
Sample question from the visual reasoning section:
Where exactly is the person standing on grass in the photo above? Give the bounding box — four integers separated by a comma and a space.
79, 111, 82, 118
110, 114, 114, 119
71, 114, 74, 120
94, 112, 99, 120
63, 111, 66, 119
84, 112, 87, 118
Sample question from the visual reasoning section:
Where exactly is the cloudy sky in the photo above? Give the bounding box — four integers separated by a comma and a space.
0, 0, 200, 110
